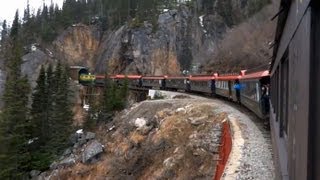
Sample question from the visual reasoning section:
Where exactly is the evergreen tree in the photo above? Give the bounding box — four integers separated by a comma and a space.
97, 72, 129, 123
48, 61, 73, 155
30, 66, 48, 141
101, 72, 112, 114
29, 65, 54, 170
23, 0, 30, 23
0, 11, 31, 179
1, 20, 8, 46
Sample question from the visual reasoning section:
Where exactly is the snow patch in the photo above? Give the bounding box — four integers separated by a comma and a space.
28, 137, 39, 144
135, 118, 147, 128
176, 107, 186, 114
109, 125, 116, 131
76, 129, 83, 134
199, 15, 205, 28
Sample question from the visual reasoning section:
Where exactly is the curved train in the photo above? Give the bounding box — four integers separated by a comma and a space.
78, 68, 270, 120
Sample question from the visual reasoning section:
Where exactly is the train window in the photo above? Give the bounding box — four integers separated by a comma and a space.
256, 83, 260, 100
280, 53, 289, 137
241, 81, 259, 101
276, 68, 280, 122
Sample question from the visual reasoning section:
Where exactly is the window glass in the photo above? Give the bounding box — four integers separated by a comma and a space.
241, 81, 259, 101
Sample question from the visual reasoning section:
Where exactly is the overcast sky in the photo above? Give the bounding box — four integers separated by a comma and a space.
0, 0, 64, 24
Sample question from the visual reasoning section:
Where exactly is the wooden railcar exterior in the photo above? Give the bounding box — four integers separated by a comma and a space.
113, 75, 142, 87
165, 77, 187, 90
270, 0, 320, 179
215, 75, 239, 100
141, 76, 165, 89
240, 71, 270, 119
188, 75, 215, 94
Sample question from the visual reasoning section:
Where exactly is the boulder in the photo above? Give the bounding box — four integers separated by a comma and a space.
30, 170, 41, 177
63, 148, 72, 156
50, 154, 77, 169
188, 116, 208, 126
85, 132, 96, 140
82, 140, 104, 163
59, 154, 77, 167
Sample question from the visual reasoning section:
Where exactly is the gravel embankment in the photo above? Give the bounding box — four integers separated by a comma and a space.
159, 91, 275, 180
215, 101, 274, 180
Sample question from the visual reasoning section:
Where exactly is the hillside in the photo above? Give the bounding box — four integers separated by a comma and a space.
0, 0, 278, 108
0, 0, 278, 178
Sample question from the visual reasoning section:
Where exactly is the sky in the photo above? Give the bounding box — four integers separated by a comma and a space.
0, 0, 64, 24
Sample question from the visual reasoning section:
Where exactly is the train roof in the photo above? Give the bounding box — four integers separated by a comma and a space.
240, 70, 270, 80
189, 75, 215, 81
95, 75, 118, 79
215, 75, 240, 80
142, 76, 165, 80
165, 76, 187, 79
114, 75, 142, 79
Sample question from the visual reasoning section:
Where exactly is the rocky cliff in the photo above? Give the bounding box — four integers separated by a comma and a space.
53, 25, 101, 69
52, 0, 272, 75
0, 0, 274, 108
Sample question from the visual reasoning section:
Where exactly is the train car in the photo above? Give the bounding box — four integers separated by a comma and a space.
79, 73, 96, 85
113, 75, 142, 87
188, 75, 215, 94
239, 70, 270, 119
165, 76, 187, 91
215, 74, 240, 101
93, 75, 117, 86
270, 0, 320, 179
141, 76, 165, 89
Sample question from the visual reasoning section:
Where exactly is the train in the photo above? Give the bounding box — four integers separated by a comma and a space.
78, 69, 270, 120
270, 0, 320, 179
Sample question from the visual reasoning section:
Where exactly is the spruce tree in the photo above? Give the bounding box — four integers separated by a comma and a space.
1, 20, 8, 46
29, 65, 54, 170
30, 66, 48, 142
0, 11, 31, 179
48, 61, 73, 155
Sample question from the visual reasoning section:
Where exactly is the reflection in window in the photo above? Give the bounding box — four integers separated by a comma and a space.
241, 81, 259, 101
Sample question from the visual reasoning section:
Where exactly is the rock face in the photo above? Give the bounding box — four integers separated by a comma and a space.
21, 49, 55, 89
93, 6, 215, 75
53, 24, 101, 69
82, 140, 104, 163
52, 1, 270, 75
0, 1, 272, 107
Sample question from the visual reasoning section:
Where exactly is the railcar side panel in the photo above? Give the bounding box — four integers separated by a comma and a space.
270, 7, 311, 180
240, 79, 264, 118
190, 80, 213, 94
287, 10, 310, 180
215, 80, 232, 99
166, 79, 186, 90
309, 4, 320, 179
142, 79, 163, 89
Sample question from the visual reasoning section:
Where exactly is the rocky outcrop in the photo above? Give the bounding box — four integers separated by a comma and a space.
53, 24, 101, 69
82, 140, 104, 163
48, 0, 271, 76
0, 0, 273, 106
21, 49, 55, 89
